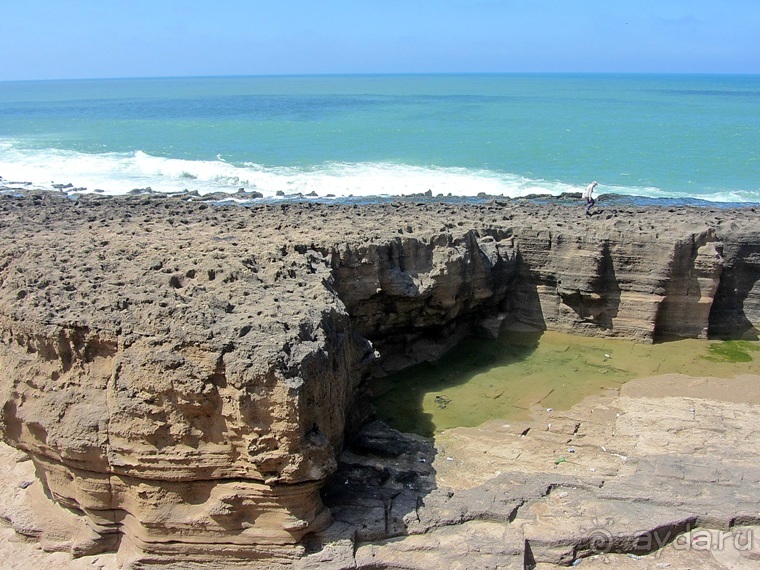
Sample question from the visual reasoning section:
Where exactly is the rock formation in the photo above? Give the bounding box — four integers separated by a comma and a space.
0, 191, 758, 567
306, 374, 760, 569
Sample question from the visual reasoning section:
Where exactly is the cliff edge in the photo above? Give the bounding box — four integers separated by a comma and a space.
0, 192, 758, 567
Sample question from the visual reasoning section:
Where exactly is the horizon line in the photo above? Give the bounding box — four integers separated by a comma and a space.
2, 70, 760, 84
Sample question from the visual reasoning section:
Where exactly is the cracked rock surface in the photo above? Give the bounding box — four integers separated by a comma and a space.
304, 374, 760, 569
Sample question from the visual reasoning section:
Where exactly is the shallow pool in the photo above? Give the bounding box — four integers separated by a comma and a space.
370, 331, 760, 437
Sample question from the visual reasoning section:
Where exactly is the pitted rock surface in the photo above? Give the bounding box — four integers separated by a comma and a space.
0, 191, 758, 567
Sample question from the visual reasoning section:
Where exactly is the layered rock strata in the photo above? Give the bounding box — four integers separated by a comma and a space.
0, 191, 758, 567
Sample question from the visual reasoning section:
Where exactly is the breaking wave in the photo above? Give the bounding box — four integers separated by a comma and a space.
0, 142, 757, 204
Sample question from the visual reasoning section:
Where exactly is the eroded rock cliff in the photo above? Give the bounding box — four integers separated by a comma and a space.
0, 192, 758, 567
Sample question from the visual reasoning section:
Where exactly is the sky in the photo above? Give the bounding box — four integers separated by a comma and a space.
1, 0, 758, 81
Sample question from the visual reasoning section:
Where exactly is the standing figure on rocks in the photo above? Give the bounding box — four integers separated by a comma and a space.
584, 181, 598, 216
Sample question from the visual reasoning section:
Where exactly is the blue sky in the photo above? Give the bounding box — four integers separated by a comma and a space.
2, 0, 758, 80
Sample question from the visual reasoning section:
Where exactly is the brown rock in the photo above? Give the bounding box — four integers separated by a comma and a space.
0, 192, 758, 566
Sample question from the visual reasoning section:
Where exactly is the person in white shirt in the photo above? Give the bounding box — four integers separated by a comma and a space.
583, 181, 598, 216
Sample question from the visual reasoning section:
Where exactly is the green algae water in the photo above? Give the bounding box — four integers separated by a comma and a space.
371, 331, 760, 437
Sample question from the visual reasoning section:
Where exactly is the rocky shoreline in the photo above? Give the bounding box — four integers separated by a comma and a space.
0, 191, 759, 568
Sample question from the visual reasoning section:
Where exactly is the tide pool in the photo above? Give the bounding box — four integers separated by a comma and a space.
371, 331, 760, 437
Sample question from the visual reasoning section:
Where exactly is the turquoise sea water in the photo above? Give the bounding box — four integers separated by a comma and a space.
0, 74, 758, 202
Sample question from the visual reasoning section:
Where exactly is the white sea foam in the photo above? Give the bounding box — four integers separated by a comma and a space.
0, 144, 575, 198
0, 142, 756, 203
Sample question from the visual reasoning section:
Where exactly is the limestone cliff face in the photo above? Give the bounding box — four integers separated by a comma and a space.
330, 212, 735, 362
512, 221, 725, 341
331, 229, 518, 373
0, 194, 758, 567
709, 224, 760, 338
0, 195, 371, 567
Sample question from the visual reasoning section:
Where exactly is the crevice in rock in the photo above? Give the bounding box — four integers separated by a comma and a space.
524, 539, 537, 570
708, 234, 760, 339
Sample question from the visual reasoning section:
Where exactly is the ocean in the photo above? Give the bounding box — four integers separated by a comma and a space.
0, 73, 758, 203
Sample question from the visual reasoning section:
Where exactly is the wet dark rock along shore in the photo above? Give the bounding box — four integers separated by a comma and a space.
0, 191, 759, 568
